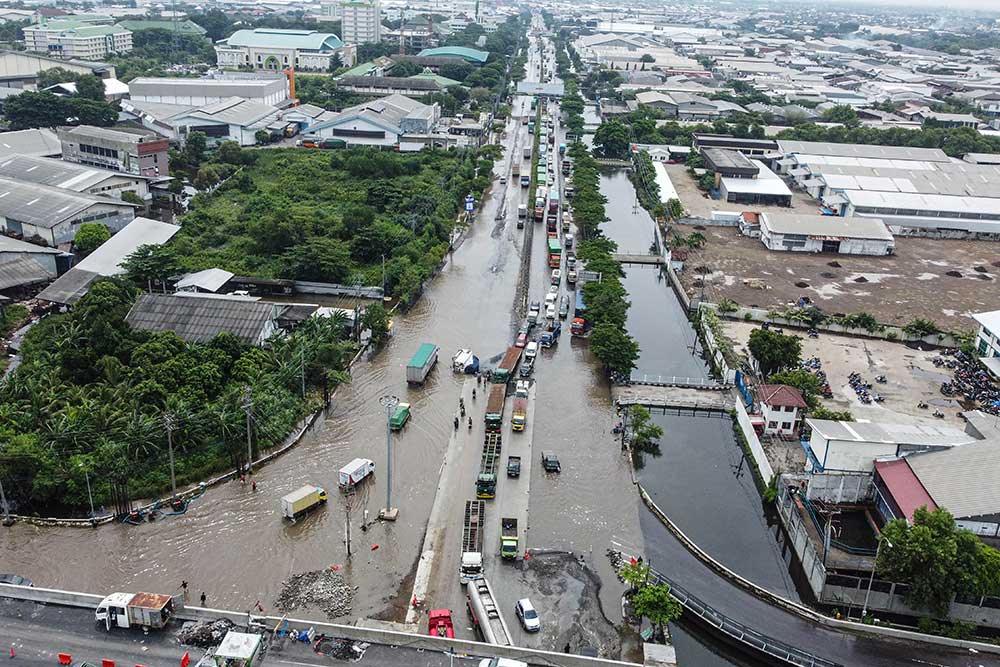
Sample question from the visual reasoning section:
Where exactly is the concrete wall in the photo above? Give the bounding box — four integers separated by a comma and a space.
776, 483, 828, 599
822, 577, 1000, 628
804, 471, 874, 504
0, 584, 636, 667
735, 398, 774, 481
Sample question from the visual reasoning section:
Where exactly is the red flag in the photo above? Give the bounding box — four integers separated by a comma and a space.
181, 652, 190, 667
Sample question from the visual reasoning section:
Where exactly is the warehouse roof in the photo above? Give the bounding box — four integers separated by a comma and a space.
416, 46, 489, 64
337, 75, 443, 91
116, 19, 207, 35
175, 268, 235, 293
0, 154, 140, 192
59, 125, 156, 145
760, 212, 893, 241
906, 439, 1000, 520
129, 75, 287, 97
0, 235, 62, 255
776, 140, 950, 162
806, 418, 975, 447
177, 97, 280, 127
220, 28, 343, 52
75, 217, 180, 275
0, 177, 133, 229
702, 147, 759, 174
720, 160, 791, 196
125, 293, 278, 345
0, 256, 52, 290
0, 128, 61, 158
844, 189, 1000, 217
874, 459, 937, 523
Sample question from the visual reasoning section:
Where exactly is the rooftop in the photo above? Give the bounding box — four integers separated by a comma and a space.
720, 160, 792, 196
806, 418, 975, 448
760, 212, 893, 241
702, 147, 759, 173
220, 28, 343, 52
0, 154, 139, 192
0, 177, 132, 229
0, 128, 61, 158
416, 46, 489, 64
59, 124, 157, 145
776, 140, 950, 163
115, 18, 207, 35
756, 383, 807, 408
972, 310, 1000, 335
0, 256, 53, 291
906, 438, 1000, 521
125, 292, 279, 345
874, 458, 937, 523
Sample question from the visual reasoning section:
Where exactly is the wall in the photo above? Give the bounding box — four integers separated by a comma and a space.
776, 483, 828, 599
804, 471, 874, 504
821, 440, 897, 473
734, 398, 774, 481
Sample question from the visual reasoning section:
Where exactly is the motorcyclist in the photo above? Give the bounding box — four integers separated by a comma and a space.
468, 417, 473, 430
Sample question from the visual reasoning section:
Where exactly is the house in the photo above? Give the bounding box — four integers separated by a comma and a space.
36, 217, 179, 305
0, 154, 149, 201
755, 384, 806, 437
23, 20, 132, 60
806, 418, 976, 472
126, 293, 280, 345
305, 93, 438, 147
757, 212, 894, 255
57, 125, 169, 177
214, 28, 356, 72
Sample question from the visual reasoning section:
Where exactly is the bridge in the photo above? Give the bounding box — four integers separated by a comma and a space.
613, 383, 734, 414
594, 158, 632, 167
612, 253, 664, 265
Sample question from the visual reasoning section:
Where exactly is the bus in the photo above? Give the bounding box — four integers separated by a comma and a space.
547, 237, 562, 268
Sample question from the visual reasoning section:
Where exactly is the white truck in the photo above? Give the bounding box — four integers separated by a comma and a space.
281, 485, 327, 519
406, 343, 439, 385
95, 592, 178, 631
339, 458, 375, 489
461, 499, 485, 580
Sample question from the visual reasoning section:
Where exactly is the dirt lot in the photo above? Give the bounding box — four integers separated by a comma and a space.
671, 223, 999, 331
664, 162, 817, 218
725, 320, 967, 428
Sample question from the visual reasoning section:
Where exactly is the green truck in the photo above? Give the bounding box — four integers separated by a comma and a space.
389, 403, 411, 430
493, 347, 522, 384
485, 384, 506, 433
476, 432, 502, 499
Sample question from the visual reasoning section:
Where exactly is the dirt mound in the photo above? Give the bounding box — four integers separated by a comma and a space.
974, 266, 989, 273
820, 272, 836, 279
275, 569, 354, 618
828, 261, 842, 268
178, 618, 236, 648
795, 281, 810, 288
946, 270, 963, 278
978, 274, 993, 281
853, 276, 868, 283
693, 265, 712, 274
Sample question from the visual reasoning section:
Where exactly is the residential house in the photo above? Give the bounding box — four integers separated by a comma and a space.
756, 384, 806, 437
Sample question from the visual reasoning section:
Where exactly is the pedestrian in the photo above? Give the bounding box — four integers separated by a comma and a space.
563, 643, 570, 654
239, 474, 245, 485
251, 480, 257, 492
9, 643, 15, 659
180, 580, 188, 592
200, 592, 206, 607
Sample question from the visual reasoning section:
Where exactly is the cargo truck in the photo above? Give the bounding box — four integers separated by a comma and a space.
511, 385, 528, 432
466, 576, 513, 646
339, 458, 375, 488
523, 147, 531, 160
511, 163, 520, 178
477, 432, 501, 499
281, 485, 328, 519
406, 343, 439, 384
500, 518, 518, 560
485, 384, 506, 432
493, 347, 522, 384
95, 592, 178, 631
520, 174, 530, 187
461, 499, 485, 579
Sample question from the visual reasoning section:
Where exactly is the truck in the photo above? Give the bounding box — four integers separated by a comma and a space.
574, 290, 587, 319
520, 174, 530, 187
500, 517, 519, 560
476, 432, 501, 499
461, 499, 485, 579
406, 343, 439, 384
534, 205, 544, 222
523, 146, 531, 160
95, 592, 178, 631
507, 456, 521, 477
428, 609, 455, 638
547, 237, 562, 268
465, 576, 513, 646
339, 457, 375, 489
493, 346, 522, 384
548, 194, 559, 214
540, 321, 561, 347
389, 402, 411, 430
485, 383, 506, 432
511, 382, 528, 431
559, 143, 566, 154
281, 485, 327, 519
511, 163, 520, 178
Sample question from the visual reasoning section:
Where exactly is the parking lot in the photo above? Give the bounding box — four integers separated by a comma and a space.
672, 222, 999, 332
725, 320, 968, 428
663, 162, 817, 219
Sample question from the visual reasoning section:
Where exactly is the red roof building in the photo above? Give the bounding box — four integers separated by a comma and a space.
756, 383, 807, 437
874, 458, 937, 524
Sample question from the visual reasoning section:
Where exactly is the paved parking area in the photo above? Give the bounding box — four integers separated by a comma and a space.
663, 163, 817, 218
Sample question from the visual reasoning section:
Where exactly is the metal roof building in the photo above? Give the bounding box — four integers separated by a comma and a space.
719, 159, 792, 206
125, 293, 281, 346
758, 212, 894, 255
416, 46, 489, 64
129, 75, 290, 107
0, 154, 149, 199
775, 140, 951, 163
0, 129, 61, 159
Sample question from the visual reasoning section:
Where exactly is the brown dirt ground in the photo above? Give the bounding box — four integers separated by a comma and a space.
672, 224, 1000, 331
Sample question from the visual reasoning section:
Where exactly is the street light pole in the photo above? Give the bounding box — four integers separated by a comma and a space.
861, 537, 892, 620
80, 463, 95, 521
0, 475, 11, 526
378, 394, 399, 521
164, 413, 177, 499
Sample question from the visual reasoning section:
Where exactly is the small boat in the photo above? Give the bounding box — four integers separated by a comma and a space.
452, 349, 480, 374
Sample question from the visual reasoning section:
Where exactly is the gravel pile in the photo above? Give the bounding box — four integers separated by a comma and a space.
315, 638, 369, 661
274, 569, 354, 618
178, 618, 236, 647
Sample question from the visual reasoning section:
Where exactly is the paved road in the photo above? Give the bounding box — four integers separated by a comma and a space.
0, 600, 479, 667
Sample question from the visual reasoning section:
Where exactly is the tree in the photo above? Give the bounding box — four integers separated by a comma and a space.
360, 302, 390, 346
280, 237, 352, 283
767, 369, 821, 409
255, 129, 271, 145
73, 223, 110, 255
593, 119, 630, 158
666, 198, 684, 220
640, 53, 655, 63
121, 244, 182, 292
216, 141, 244, 165
75, 75, 106, 101
632, 584, 682, 639
120, 191, 145, 206
391, 60, 422, 77
627, 404, 663, 457
589, 322, 639, 376
821, 105, 860, 127
747, 328, 801, 377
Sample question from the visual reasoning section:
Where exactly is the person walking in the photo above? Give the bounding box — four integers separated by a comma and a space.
200, 592, 206, 607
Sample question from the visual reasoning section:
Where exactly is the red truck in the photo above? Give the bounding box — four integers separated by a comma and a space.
427, 609, 455, 638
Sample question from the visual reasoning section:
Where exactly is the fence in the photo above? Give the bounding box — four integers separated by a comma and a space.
804, 471, 874, 505
627, 374, 725, 389
734, 399, 774, 482
776, 484, 828, 600
698, 307, 737, 384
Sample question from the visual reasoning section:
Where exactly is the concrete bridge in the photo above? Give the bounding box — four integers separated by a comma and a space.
612, 253, 664, 265
613, 384, 735, 414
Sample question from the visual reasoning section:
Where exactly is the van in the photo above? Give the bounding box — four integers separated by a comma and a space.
565, 233, 574, 248
524, 341, 538, 360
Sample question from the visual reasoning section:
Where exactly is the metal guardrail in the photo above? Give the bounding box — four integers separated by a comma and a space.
626, 374, 728, 389
646, 567, 843, 667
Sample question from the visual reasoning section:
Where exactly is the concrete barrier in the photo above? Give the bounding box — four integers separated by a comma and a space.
0, 584, 638, 667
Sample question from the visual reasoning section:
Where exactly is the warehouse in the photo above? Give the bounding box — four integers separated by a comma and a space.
718, 159, 792, 206
0, 154, 149, 200
835, 190, 1000, 239
757, 212, 894, 255
167, 98, 282, 146
305, 94, 438, 147
128, 74, 290, 107
701, 148, 759, 178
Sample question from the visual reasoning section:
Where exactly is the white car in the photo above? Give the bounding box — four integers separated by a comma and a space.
515, 598, 540, 632
545, 304, 556, 320
550, 269, 561, 285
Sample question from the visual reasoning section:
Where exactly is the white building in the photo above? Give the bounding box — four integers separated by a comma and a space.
756, 384, 807, 437
215, 28, 356, 72
757, 212, 894, 255
340, 0, 381, 45
24, 20, 132, 59
971, 310, 1000, 379
305, 93, 439, 148
128, 75, 290, 107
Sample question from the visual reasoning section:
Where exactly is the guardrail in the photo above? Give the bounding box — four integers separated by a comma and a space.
644, 565, 843, 667
626, 374, 728, 389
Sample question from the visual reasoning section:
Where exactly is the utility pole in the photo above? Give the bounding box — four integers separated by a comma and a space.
242, 386, 254, 474
344, 489, 354, 558
378, 394, 399, 521
300, 346, 306, 398
0, 474, 11, 526
79, 463, 95, 523
164, 412, 177, 499
381, 254, 386, 297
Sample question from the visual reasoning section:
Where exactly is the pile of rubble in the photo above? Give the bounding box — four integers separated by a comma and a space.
177, 618, 236, 648
274, 569, 354, 618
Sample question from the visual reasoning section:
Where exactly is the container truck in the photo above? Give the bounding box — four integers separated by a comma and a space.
339, 458, 375, 488
465, 576, 513, 646
281, 485, 328, 519
406, 343, 439, 384
511, 163, 520, 178
477, 432, 501, 499
493, 347, 522, 384
523, 146, 531, 160
485, 384, 506, 432
95, 592, 178, 631
548, 195, 559, 214
500, 518, 519, 560
461, 499, 485, 579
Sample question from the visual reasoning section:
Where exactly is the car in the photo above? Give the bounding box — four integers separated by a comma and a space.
541, 452, 561, 472
515, 332, 528, 348
0, 574, 32, 587
514, 598, 540, 632
558, 296, 570, 318
548, 284, 559, 296
529, 300, 541, 313
550, 269, 561, 285
518, 322, 530, 336
545, 304, 556, 320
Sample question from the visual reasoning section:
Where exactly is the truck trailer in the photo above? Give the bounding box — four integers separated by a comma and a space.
465, 576, 513, 646
461, 499, 486, 579
476, 432, 501, 499
339, 458, 375, 489
493, 347, 522, 384
406, 343, 439, 384
485, 384, 506, 432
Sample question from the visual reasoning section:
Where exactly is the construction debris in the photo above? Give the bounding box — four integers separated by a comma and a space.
275, 569, 354, 618
177, 618, 236, 648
